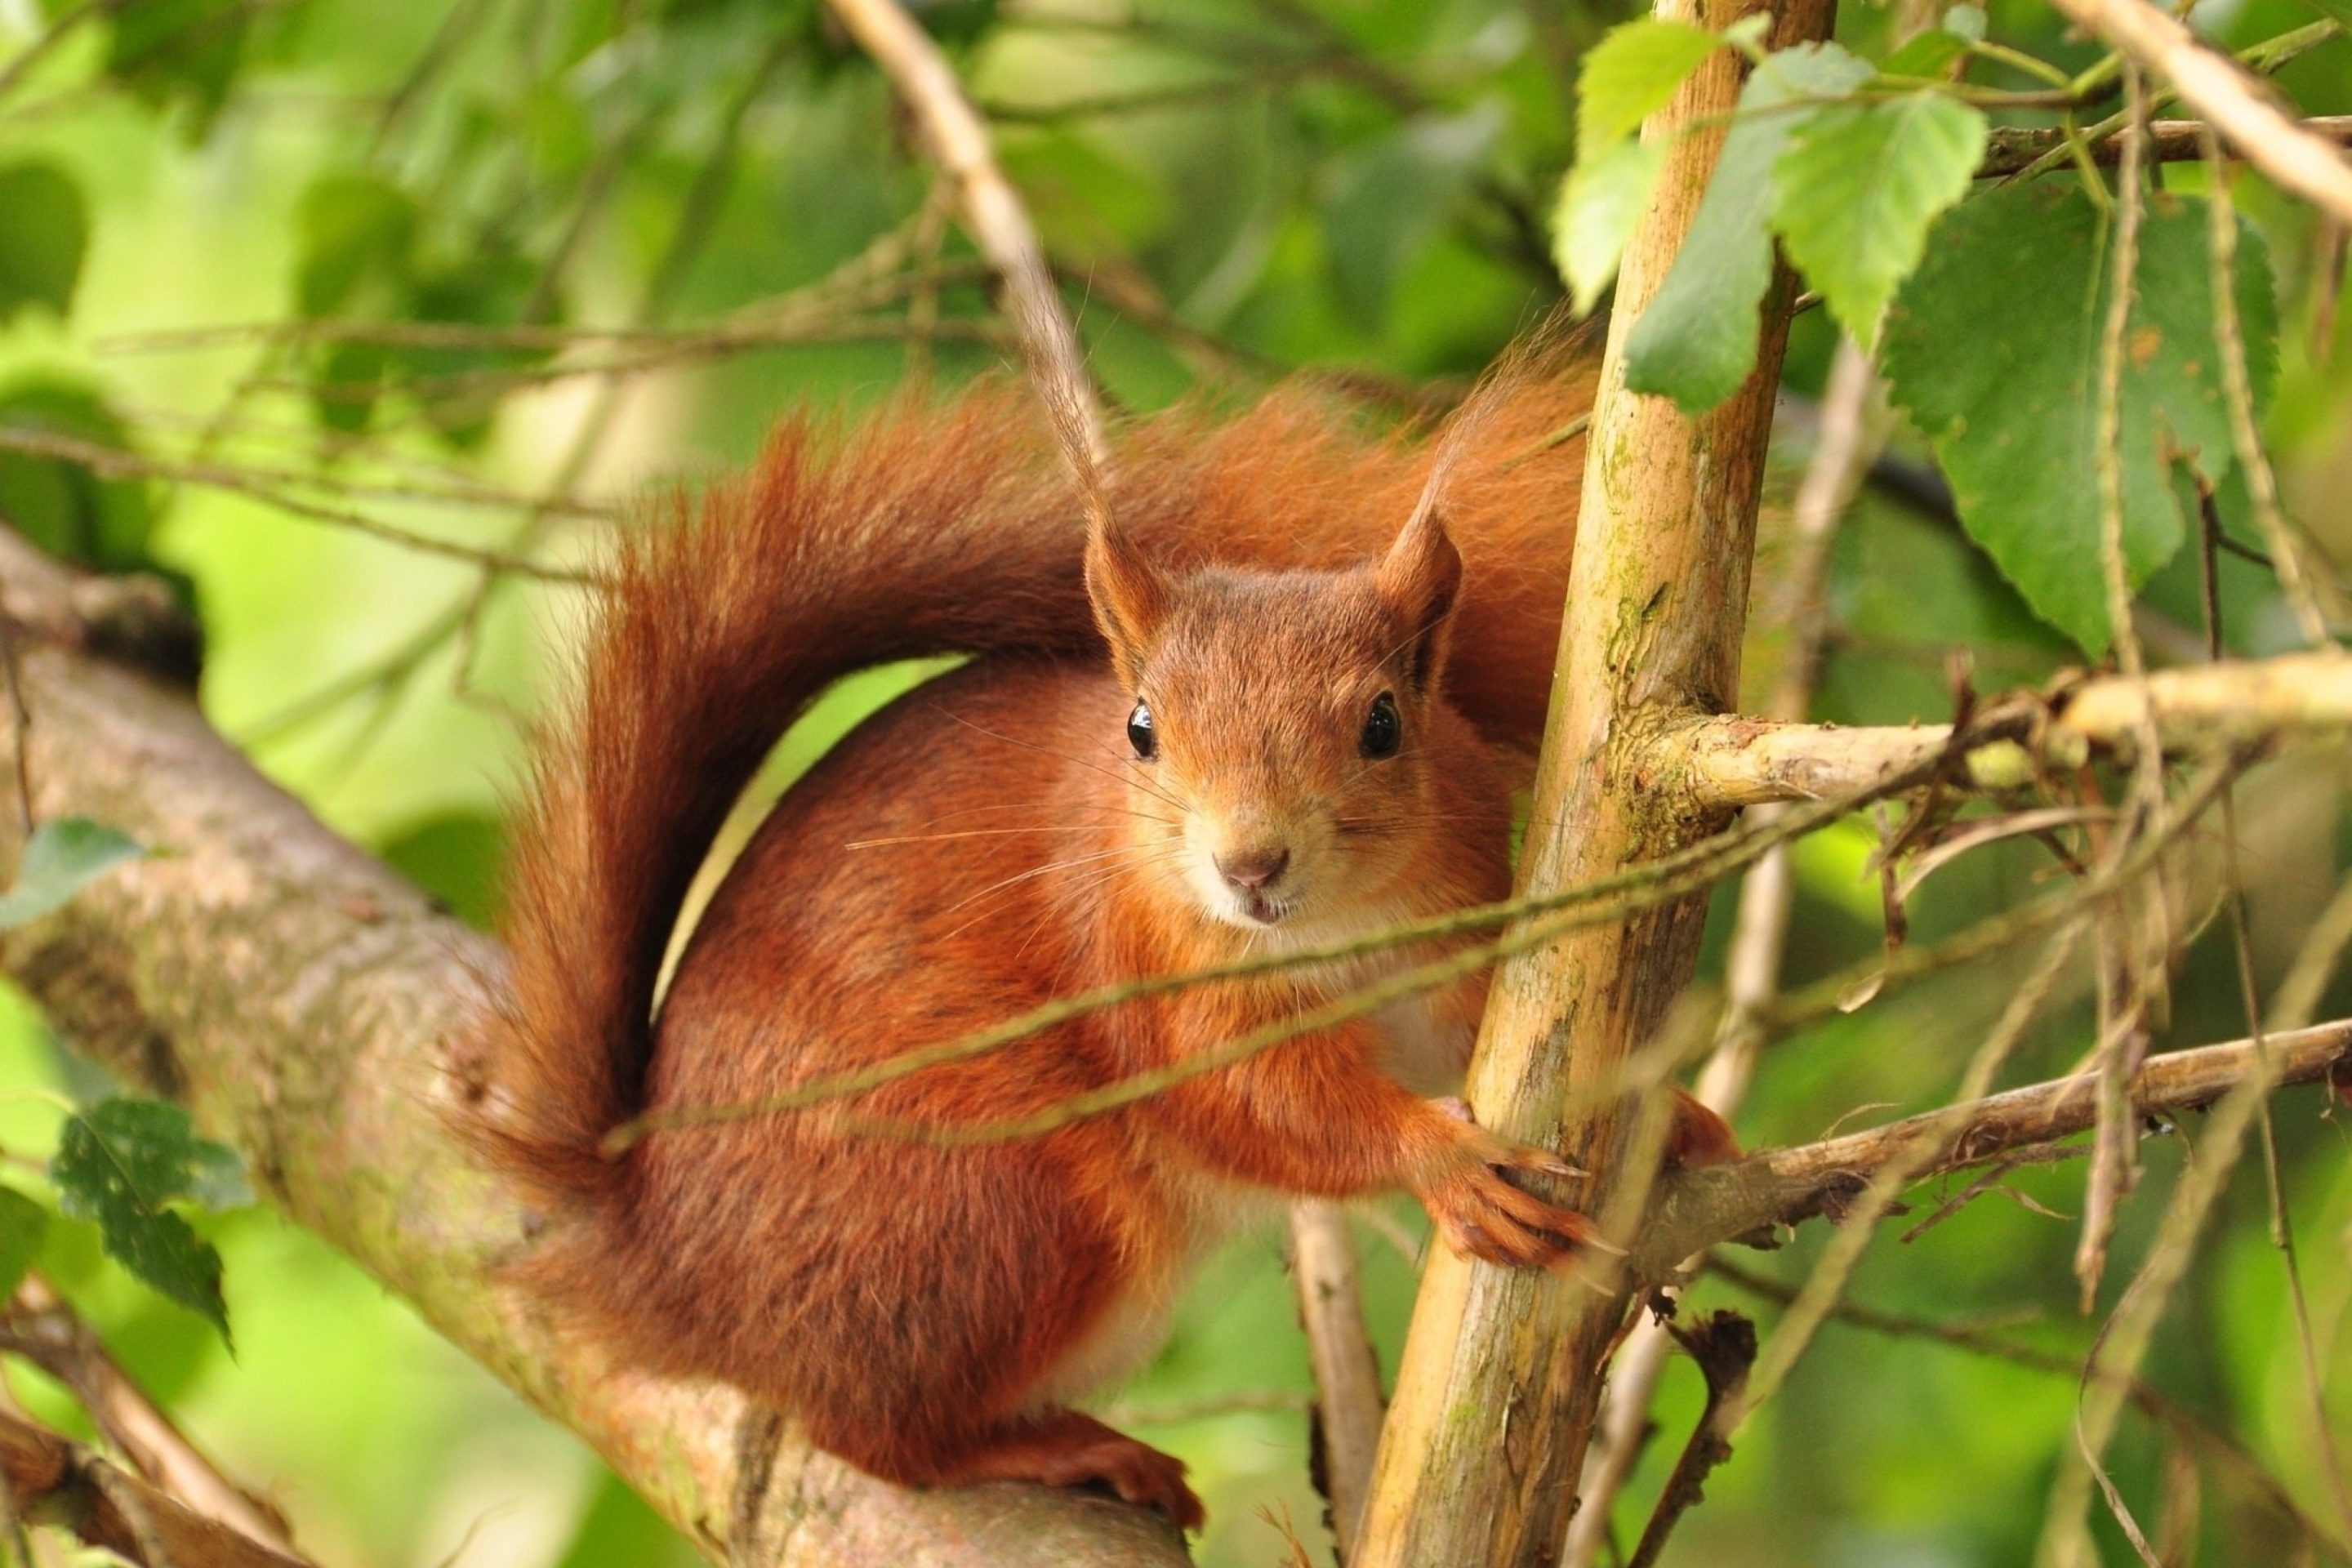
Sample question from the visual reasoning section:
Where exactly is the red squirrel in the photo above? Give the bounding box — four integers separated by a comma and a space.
478, 363, 1737, 1530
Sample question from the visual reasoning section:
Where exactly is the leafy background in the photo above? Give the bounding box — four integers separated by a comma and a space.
1, 0, 2351, 1563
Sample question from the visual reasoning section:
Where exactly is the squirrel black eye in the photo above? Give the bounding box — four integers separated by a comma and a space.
1127, 700, 1156, 760
1359, 692, 1401, 760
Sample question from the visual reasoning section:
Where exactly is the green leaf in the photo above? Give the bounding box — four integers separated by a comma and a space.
1323, 105, 1504, 327
295, 173, 418, 318
0, 818, 143, 929
1625, 42, 1876, 413
0, 1188, 47, 1300
0, 380, 157, 572
0, 163, 88, 326
104, 0, 251, 140
50, 1098, 242, 1343
1943, 5, 1989, 40
1575, 20, 1725, 154
1552, 140, 1664, 316
1881, 28, 1970, 78
1882, 180, 2278, 653
1771, 91, 1988, 345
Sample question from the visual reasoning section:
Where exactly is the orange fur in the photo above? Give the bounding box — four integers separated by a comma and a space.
479, 361, 1735, 1530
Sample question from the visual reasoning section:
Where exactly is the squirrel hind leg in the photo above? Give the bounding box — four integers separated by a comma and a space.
924, 1410, 1203, 1532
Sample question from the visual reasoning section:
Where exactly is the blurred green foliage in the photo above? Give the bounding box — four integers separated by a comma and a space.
0, 0, 2348, 1563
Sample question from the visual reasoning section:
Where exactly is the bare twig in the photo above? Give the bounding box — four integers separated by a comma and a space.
2042, 0, 2352, 223
2203, 131, 2336, 644
1635, 1019, 2352, 1275
0, 429, 594, 585
2078, 63, 2164, 1312
1623, 1312, 1757, 1568
2037, 870, 2352, 1567
1978, 114, 2352, 175
1288, 1202, 1383, 1560
825, 0, 1108, 470
0, 1408, 313, 1568
1706, 1258, 2351, 1556
0, 1276, 293, 1552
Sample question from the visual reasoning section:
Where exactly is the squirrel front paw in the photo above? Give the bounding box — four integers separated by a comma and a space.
1414, 1098, 1597, 1268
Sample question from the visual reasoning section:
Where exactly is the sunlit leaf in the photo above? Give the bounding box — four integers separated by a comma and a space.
1771, 91, 1988, 346
0, 818, 143, 929
50, 1098, 242, 1344
1552, 140, 1663, 316
1881, 28, 1970, 78
1624, 42, 1875, 413
1882, 180, 2277, 653
0, 163, 87, 326
1575, 20, 1725, 153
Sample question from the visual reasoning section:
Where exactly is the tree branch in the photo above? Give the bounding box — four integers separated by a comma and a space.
1654, 651, 2352, 808
2041, 0, 2352, 225
0, 1407, 311, 1568
1978, 114, 2352, 176
1355, 0, 1838, 1554
1630, 1019, 2352, 1279
0, 531, 1187, 1566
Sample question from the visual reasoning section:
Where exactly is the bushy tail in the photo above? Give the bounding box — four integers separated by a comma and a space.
484, 389, 1098, 1205
479, 361, 1594, 1207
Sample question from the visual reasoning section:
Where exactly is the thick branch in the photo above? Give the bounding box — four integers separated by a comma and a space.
1355, 0, 1834, 1558
1631, 1020, 2352, 1278
0, 533, 1185, 1566
1657, 652, 2352, 807
2042, 0, 2352, 224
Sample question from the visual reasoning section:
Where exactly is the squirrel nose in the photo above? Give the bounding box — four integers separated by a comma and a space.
1215, 846, 1290, 890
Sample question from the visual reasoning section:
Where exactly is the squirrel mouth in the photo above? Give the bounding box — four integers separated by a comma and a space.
1236, 891, 1287, 926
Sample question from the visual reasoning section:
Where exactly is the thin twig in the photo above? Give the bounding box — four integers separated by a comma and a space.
0, 429, 594, 585
0, 1276, 293, 1551
1288, 1202, 1383, 1560
2042, 0, 2352, 222
1623, 1312, 1756, 1568
2203, 130, 2336, 645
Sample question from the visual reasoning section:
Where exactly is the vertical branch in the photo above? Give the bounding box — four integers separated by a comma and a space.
1562, 333, 1884, 1568
1290, 1203, 1386, 1560
2078, 65, 2162, 1311
1353, 0, 1837, 1558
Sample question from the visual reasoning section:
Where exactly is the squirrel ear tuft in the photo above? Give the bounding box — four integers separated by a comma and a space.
1086, 522, 1168, 685
1375, 503, 1463, 689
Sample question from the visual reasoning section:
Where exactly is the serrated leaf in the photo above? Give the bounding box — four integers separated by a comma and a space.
0, 163, 87, 326
50, 1098, 240, 1343
0, 1188, 47, 1300
1771, 91, 1988, 345
0, 818, 142, 929
1625, 42, 1876, 413
1882, 180, 2277, 653
1552, 139, 1664, 315
1576, 20, 1725, 153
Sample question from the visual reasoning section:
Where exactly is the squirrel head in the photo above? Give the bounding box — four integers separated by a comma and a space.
1085, 504, 1470, 940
